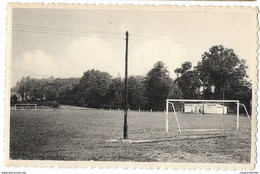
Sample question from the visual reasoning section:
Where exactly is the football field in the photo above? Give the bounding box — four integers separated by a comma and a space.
10, 107, 251, 163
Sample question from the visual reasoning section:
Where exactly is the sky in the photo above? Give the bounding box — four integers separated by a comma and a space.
10, 6, 258, 87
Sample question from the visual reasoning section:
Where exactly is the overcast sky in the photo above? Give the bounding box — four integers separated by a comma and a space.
10, 7, 257, 86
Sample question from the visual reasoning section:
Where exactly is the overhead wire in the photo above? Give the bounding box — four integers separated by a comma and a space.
11, 24, 155, 84
13, 23, 122, 36
12, 24, 153, 41
13, 28, 124, 40
13, 24, 125, 40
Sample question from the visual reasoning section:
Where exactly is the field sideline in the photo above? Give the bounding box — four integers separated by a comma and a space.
10, 107, 251, 163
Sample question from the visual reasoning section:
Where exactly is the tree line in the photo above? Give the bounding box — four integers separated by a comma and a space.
11, 45, 252, 111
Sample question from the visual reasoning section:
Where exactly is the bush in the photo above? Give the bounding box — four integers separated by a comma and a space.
45, 101, 52, 106
52, 101, 59, 108
81, 104, 88, 108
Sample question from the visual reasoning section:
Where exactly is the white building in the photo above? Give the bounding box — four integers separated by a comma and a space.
184, 103, 227, 114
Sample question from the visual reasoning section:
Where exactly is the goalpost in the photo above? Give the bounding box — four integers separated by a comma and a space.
165, 99, 250, 133
14, 104, 37, 111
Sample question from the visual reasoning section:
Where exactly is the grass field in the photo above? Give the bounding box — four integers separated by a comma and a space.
10, 106, 251, 163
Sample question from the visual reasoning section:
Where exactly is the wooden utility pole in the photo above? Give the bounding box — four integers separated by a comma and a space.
123, 31, 129, 139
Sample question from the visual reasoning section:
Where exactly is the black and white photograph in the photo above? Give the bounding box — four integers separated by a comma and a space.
5, 4, 258, 169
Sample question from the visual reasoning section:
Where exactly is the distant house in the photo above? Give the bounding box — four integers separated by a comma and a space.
184, 103, 227, 114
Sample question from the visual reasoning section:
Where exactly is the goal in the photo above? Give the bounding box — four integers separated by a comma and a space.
166, 99, 251, 133
14, 104, 37, 110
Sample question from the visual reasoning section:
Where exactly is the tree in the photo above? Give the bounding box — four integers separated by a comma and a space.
128, 76, 147, 110
42, 78, 59, 101
10, 95, 18, 105
106, 77, 124, 109
79, 69, 112, 108
174, 61, 192, 77
174, 62, 201, 99
56, 78, 80, 104
168, 81, 182, 99
145, 61, 172, 111
17, 77, 26, 101
196, 45, 250, 100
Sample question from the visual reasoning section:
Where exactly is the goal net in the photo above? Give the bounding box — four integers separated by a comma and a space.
166, 99, 251, 133
14, 104, 37, 110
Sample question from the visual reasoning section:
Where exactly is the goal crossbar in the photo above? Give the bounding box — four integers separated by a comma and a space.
166, 99, 240, 133
14, 104, 37, 111
167, 99, 239, 103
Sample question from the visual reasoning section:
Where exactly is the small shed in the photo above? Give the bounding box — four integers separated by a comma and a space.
184, 103, 227, 114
